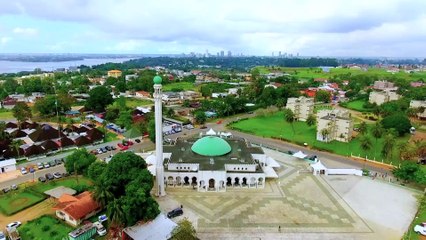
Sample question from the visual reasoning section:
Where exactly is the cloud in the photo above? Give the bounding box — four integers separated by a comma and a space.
0, 37, 12, 45
13, 27, 38, 36
107, 40, 144, 52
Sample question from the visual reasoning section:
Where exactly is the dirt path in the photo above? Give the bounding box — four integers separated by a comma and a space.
0, 199, 55, 230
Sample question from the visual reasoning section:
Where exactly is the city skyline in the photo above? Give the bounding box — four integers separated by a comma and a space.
0, 0, 426, 57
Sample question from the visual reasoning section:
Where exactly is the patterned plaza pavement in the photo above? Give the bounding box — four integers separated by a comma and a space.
156, 148, 419, 240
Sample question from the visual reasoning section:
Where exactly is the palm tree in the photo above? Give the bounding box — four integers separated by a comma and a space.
0, 121, 8, 141
358, 121, 368, 135
371, 122, 383, 156
306, 114, 316, 127
320, 128, 330, 142
359, 135, 372, 159
92, 184, 113, 208
107, 199, 125, 227
283, 108, 296, 135
381, 133, 395, 161
10, 139, 23, 159
373, 106, 382, 120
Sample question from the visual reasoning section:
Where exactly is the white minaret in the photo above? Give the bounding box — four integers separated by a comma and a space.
153, 75, 166, 196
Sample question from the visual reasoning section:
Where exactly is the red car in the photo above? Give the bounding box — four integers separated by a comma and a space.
117, 143, 124, 148
127, 140, 134, 146
120, 145, 129, 151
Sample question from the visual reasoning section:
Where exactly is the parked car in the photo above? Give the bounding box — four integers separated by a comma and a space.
43, 162, 50, 168
90, 149, 99, 155
98, 214, 108, 223
49, 161, 56, 167
38, 176, 46, 182
37, 162, 44, 170
53, 172, 62, 179
105, 146, 111, 151
55, 159, 63, 165
6, 221, 21, 230
2, 187, 10, 193
29, 167, 35, 173
93, 221, 107, 236
127, 140, 134, 146
45, 173, 54, 180
120, 145, 129, 151
11, 184, 18, 190
97, 148, 103, 154
101, 147, 107, 153
414, 222, 426, 236
135, 139, 141, 143
0, 231, 6, 240
111, 146, 117, 151
167, 208, 183, 218
20, 167, 28, 175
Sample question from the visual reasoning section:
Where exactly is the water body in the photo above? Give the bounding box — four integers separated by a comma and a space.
0, 58, 135, 74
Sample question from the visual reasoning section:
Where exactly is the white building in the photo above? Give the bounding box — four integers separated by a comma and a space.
286, 97, 314, 121
316, 109, 353, 142
0, 159, 17, 174
369, 91, 401, 105
410, 100, 426, 119
162, 129, 279, 192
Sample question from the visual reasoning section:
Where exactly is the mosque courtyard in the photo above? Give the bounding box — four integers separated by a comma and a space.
156, 148, 420, 240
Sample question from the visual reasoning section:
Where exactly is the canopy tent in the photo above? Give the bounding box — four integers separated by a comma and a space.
310, 160, 328, 175
220, 132, 232, 138
292, 151, 307, 159
206, 128, 216, 136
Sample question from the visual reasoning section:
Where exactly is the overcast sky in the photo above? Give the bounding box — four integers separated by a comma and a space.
0, 0, 425, 57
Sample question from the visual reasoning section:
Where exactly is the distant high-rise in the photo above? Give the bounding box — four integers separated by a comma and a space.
227, 50, 232, 57
220, 51, 225, 57
272, 52, 274, 57
279, 51, 282, 57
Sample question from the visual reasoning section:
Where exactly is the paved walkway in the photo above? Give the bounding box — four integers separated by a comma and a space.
156, 148, 420, 240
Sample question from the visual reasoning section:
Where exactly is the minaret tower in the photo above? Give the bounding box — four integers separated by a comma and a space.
153, 75, 166, 196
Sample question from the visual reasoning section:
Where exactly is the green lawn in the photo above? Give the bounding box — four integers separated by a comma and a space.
98, 127, 119, 142
0, 109, 13, 119
31, 177, 93, 194
20, 215, 74, 240
113, 98, 153, 108
0, 190, 45, 215
163, 81, 197, 91
230, 112, 408, 165
342, 99, 373, 112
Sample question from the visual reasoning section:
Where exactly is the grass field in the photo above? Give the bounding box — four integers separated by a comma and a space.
163, 81, 197, 91
0, 190, 45, 216
230, 112, 408, 165
125, 98, 153, 107
20, 215, 74, 240
30, 177, 93, 194
342, 99, 373, 112
0, 109, 13, 119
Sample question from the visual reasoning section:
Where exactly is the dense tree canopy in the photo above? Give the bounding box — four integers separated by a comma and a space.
12, 102, 32, 124
314, 90, 331, 103
65, 148, 97, 176
381, 114, 411, 136
34, 93, 74, 115
85, 86, 114, 112
172, 218, 197, 240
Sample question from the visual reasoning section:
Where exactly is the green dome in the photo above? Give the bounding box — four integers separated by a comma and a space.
153, 75, 162, 84
191, 136, 232, 157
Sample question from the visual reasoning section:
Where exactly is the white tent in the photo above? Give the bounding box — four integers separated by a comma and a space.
206, 128, 216, 135
292, 151, 307, 159
310, 160, 327, 175
220, 132, 232, 138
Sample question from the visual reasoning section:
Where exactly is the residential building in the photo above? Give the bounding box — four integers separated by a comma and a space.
373, 80, 396, 90
410, 81, 425, 88
316, 109, 353, 142
54, 191, 101, 226
0, 159, 17, 174
162, 92, 182, 105
135, 91, 151, 99
410, 100, 426, 119
107, 69, 122, 78
369, 91, 401, 105
285, 97, 314, 121
125, 74, 138, 81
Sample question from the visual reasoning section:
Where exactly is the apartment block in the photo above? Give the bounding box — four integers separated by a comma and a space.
410, 100, 426, 119
316, 109, 353, 142
369, 91, 401, 105
286, 97, 314, 121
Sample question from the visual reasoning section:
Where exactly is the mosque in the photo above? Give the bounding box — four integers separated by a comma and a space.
150, 76, 279, 194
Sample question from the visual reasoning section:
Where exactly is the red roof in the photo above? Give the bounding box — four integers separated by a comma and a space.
54, 191, 100, 221
135, 91, 151, 97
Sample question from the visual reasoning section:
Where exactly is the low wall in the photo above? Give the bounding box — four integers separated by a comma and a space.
327, 168, 363, 176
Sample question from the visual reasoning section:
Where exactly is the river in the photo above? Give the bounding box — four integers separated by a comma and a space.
0, 58, 135, 73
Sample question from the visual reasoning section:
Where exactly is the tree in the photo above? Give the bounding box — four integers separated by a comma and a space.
358, 121, 368, 135
85, 86, 114, 112
116, 110, 132, 129
392, 161, 420, 183
87, 161, 107, 183
320, 128, 330, 142
34, 94, 74, 115
381, 114, 411, 136
92, 182, 113, 208
306, 114, 316, 127
398, 142, 417, 161
10, 139, 23, 158
359, 135, 372, 158
0, 121, 8, 141
171, 218, 197, 240
314, 90, 331, 103
64, 148, 97, 176
381, 133, 395, 160
283, 108, 295, 135
12, 102, 32, 126
194, 111, 207, 125
108, 199, 125, 227
371, 122, 384, 155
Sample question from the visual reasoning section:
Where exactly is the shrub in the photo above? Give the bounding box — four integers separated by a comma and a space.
381, 114, 411, 136
50, 230, 58, 237
42, 225, 51, 231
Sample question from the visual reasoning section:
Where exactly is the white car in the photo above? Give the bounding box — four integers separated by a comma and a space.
37, 162, 44, 169
6, 221, 21, 230
0, 231, 6, 240
93, 221, 107, 236
20, 167, 27, 175
414, 222, 426, 236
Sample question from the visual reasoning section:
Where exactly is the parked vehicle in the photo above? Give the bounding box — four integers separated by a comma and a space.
0, 231, 6, 240
37, 162, 44, 170
90, 149, 98, 155
20, 167, 27, 175
45, 173, 54, 180
167, 208, 183, 218
105, 146, 111, 151
11, 184, 18, 190
53, 172, 62, 179
93, 221, 107, 236
6, 222, 21, 230
55, 159, 63, 165
43, 162, 50, 168
414, 222, 426, 236
98, 215, 108, 223
29, 167, 35, 173
6, 227, 20, 240
111, 146, 117, 150
2, 187, 10, 193
49, 161, 56, 167
38, 176, 46, 182
120, 145, 129, 151
135, 139, 141, 143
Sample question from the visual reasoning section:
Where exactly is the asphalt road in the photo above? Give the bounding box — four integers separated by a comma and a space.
0, 164, 66, 189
